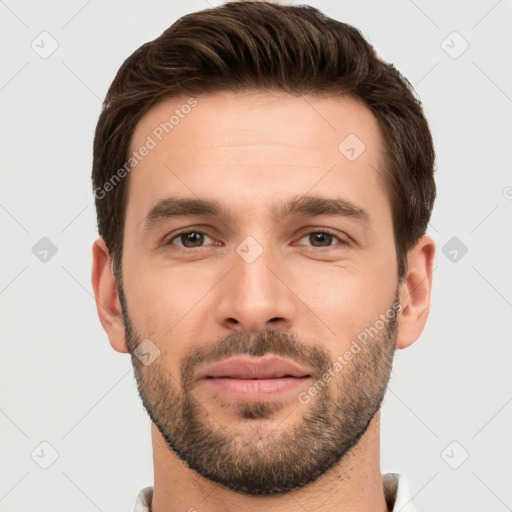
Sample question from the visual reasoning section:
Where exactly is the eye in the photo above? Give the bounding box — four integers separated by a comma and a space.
165, 229, 350, 250
166, 230, 216, 249
296, 231, 349, 249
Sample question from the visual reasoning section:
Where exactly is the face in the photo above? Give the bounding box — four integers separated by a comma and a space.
119, 91, 400, 496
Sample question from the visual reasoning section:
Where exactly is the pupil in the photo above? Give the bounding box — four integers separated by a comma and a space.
312, 233, 331, 246
184, 232, 203, 247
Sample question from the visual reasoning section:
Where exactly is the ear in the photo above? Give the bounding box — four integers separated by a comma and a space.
396, 235, 436, 350
91, 237, 129, 353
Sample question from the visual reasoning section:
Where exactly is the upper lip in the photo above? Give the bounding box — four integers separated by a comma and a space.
197, 356, 312, 380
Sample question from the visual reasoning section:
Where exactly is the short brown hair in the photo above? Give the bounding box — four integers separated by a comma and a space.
92, 0, 436, 281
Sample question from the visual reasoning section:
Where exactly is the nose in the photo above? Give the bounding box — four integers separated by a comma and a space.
214, 240, 297, 334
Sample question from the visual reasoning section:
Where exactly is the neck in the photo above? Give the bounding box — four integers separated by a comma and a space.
150, 411, 388, 512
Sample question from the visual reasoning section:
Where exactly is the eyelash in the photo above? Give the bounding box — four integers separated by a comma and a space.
165, 229, 350, 250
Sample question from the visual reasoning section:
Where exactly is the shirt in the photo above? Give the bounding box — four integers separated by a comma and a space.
133, 472, 420, 511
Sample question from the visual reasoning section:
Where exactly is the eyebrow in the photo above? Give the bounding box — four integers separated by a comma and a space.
142, 194, 371, 232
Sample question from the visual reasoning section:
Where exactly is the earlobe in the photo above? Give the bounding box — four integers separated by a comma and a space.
396, 235, 436, 350
91, 238, 129, 353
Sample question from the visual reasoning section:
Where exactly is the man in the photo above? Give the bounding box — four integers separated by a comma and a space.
91, 1, 436, 511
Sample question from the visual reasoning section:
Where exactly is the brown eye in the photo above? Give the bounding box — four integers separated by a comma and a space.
297, 231, 349, 249
168, 231, 213, 248
309, 232, 333, 247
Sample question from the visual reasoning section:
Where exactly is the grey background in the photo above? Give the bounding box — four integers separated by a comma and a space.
1, 1, 511, 511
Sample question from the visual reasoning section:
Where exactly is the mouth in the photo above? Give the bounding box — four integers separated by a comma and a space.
197, 355, 312, 400
197, 355, 312, 380
204, 376, 310, 397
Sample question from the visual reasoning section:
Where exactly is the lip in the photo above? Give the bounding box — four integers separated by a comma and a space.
205, 376, 310, 399
197, 355, 312, 380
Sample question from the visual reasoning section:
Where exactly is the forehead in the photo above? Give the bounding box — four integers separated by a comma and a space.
124, 90, 389, 231
130, 90, 380, 155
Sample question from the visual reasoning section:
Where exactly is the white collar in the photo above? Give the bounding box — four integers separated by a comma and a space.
133, 472, 420, 511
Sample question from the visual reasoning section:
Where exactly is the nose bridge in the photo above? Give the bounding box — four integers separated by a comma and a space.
215, 233, 295, 333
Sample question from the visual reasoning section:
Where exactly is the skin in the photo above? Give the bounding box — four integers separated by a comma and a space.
91, 90, 435, 512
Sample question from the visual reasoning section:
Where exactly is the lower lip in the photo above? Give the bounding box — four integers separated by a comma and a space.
203, 377, 311, 400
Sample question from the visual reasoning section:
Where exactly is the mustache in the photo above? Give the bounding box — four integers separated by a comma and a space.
179, 329, 332, 389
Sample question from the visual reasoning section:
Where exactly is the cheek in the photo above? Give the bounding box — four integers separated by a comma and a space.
121, 260, 215, 339
294, 257, 397, 342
